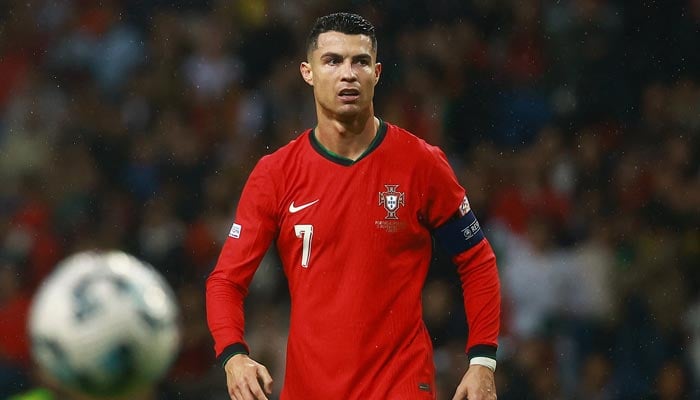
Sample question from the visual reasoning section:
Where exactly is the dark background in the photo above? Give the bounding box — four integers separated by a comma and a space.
1, 1, 699, 399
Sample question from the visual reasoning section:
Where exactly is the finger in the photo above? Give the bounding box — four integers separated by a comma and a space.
228, 382, 242, 400
248, 382, 269, 400
244, 373, 268, 400
228, 386, 243, 400
452, 384, 467, 400
228, 374, 244, 400
235, 391, 247, 400
235, 380, 257, 400
257, 365, 274, 394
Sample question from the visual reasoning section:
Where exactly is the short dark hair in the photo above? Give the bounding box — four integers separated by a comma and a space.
306, 12, 377, 56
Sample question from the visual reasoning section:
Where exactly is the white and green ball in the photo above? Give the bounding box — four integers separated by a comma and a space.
29, 250, 180, 397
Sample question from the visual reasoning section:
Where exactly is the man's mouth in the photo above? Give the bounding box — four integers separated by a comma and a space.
338, 88, 360, 101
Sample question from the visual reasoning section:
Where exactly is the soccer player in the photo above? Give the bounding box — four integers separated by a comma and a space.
206, 12, 500, 400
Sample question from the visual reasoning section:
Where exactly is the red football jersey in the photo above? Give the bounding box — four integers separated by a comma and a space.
206, 120, 500, 399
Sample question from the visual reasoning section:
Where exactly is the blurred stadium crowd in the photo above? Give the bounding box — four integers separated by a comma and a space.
1, 0, 699, 399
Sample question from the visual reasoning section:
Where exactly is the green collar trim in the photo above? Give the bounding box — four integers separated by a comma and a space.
309, 118, 387, 166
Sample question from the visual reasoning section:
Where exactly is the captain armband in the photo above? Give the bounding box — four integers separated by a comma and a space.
433, 209, 485, 257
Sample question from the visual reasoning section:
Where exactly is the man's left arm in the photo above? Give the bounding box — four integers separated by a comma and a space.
451, 238, 500, 400
433, 210, 500, 400
422, 145, 500, 399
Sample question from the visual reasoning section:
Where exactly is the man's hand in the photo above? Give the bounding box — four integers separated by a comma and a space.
452, 364, 497, 400
224, 354, 273, 400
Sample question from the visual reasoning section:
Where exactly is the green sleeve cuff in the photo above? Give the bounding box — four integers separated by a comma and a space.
467, 344, 497, 361
218, 342, 250, 368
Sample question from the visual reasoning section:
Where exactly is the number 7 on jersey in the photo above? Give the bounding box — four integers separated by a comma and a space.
294, 224, 313, 268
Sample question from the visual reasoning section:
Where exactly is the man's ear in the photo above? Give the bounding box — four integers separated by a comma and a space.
374, 62, 382, 84
300, 62, 313, 86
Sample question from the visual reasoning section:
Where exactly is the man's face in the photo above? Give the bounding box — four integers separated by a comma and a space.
301, 31, 381, 120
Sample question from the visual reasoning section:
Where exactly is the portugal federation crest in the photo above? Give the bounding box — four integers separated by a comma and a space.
378, 184, 405, 220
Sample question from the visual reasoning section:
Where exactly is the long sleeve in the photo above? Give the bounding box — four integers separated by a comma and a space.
421, 145, 500, 359
453, 238, 500, 359
205, 158, 280, 362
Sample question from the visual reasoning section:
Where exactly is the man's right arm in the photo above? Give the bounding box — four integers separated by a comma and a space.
205, 159, 280, 368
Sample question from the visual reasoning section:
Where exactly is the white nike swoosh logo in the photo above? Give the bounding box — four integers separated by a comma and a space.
289, 199, 319, 213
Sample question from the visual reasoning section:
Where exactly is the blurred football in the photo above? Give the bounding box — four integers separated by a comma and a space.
28, 250, 180, 397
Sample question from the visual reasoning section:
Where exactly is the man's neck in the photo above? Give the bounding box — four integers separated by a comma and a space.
314, 113, 379, 161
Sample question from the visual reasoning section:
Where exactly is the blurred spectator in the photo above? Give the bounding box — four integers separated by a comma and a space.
181, 15, 242, 102
1, 1, 698, 399
646, 359, 692, 400
572, 351, 616, 400
0, 257, 31, 396
686, 298, 700, 394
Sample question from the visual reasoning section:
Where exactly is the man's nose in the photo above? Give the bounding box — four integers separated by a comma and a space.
340, 60, 357, 81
